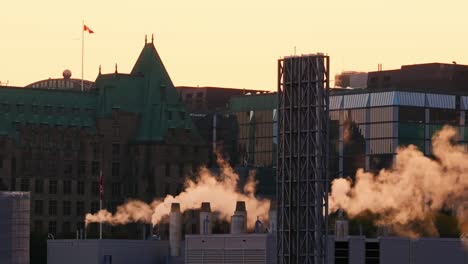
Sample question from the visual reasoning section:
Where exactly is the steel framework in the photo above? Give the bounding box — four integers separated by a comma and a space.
277, 55, 330, 264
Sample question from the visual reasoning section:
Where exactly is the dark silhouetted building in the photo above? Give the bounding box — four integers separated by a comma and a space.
367, 63, 468, 92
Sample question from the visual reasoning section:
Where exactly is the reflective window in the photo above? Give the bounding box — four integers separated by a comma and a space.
369, 139, 394, 154
399, 106, 425, 123
370, 123, 395, 139
370, 106, 395, 123
429, 108, 459, 125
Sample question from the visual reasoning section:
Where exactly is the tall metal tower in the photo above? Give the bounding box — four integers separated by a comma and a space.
277, 54, 330, 264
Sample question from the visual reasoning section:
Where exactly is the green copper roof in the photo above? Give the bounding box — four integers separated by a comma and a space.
0, 41, 197, 142
0, 87, 97, 138
96, 42, 195, 141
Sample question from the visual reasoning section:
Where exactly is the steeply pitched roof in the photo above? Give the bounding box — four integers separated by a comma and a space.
0, 40, 199, 143
96, 41, 197, 141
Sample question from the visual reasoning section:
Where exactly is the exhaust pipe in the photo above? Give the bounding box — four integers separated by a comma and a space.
169, 203, 182, 256
230, 201, 247, 234
200, 202, 212, 235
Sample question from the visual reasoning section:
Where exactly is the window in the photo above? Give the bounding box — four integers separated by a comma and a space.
196, 92, 203, 98
165, 163, 171, 177
16, 104, 24, 113
90, 201, 100, 213
44, 105, 53, 115
20, 178, 29, 191
77, 181, 85, 195
34, 220, 43, 233
112, 162, 120, 177
62, 222, 71, 234
35, 179, 43, 193
63, 201, 71, 216
48, 221, 57, 234
399, 106, 425, 123
78, 160, 86, 176
48, 200, 57, 216
34, 200, 43, 216
92, 161, 100, 176
113, 126, 120, 137
1, 103, 10, 112
167, 111, 172, 121
179, 111, 185, 121
76, 201, 85, 216
112, 144, 120, 159
91, 182, 99, 196
91, 143, 99, 158
31, 105, 39, 114
63, 161, 73, 175
63, 180, 71, 194
49, 180, 57, 194
111, 183, 121, 197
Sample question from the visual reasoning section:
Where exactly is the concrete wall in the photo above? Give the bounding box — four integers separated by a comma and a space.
412, 238, 468, 264
380, 237, 411, 264
47, 239, 169, 264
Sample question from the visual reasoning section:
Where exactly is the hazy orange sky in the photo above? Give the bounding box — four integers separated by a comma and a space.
1, 0, 466, 91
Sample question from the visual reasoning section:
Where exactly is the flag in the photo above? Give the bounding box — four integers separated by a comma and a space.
83, 25, 94, 34
100, 170, 103, 200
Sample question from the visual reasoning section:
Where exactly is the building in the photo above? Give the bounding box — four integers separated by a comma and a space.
176, 86, 270, 167
335, 71, 368, 89
226, 88, 468, 180
367, 63, 468, 92
228, 93, 277, 168
176, 86, 268, 114
0, 191, 30, 264
329, 88, 468, 178
0, 38, 208, 249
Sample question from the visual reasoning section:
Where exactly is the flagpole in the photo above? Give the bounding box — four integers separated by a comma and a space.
100, 169, 103, 239
81, 20, 84, 92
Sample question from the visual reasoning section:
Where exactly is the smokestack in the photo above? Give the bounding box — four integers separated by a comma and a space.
268, 201, 277, 233
169, 203, 182, 256
335, 209, 349, 241
230, 201, 247, 234
199, 202, 212, 235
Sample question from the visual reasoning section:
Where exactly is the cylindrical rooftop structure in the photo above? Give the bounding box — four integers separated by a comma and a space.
230, 201, 247, 234
169, 203, 182, 256
199, 202, 212, 235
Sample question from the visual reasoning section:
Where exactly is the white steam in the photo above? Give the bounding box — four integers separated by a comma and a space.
329, 126, 468, 238
85, 155, 270, 229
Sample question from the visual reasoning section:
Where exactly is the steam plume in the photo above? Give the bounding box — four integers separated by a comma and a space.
86, 155, 270, 229
330, 126, 468, 238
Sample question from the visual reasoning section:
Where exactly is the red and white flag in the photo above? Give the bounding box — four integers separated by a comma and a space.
83, 24, 94, 34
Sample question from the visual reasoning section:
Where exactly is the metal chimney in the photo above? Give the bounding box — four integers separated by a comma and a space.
230, 201, 247, 234
199, 202, 212, 235
169, 203, 182, 256
335, 209, 349, 241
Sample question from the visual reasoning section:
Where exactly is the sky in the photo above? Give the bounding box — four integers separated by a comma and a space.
1, 0, 467, 91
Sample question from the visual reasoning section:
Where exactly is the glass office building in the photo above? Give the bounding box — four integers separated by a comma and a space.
229, 89, 468, 180
330, 89, 468, 178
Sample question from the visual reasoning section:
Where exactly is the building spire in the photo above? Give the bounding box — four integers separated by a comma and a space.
115, 63, 118, 74
99, 65, 101, 75
145, 34, 147, 44
151, 34, 154, 43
